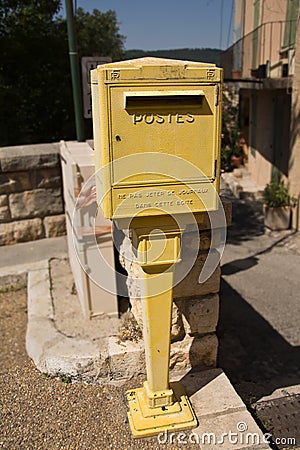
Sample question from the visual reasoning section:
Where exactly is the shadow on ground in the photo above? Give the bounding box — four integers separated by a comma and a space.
217, 278, 300, 403
225, 195, 265, 245
219, 197, 300, 403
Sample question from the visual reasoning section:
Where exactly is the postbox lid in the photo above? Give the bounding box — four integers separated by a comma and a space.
98, 56, 216, 68
93, 57, 221, 82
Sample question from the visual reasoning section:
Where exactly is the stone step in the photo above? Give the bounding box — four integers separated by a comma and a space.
222, 172, 262, 201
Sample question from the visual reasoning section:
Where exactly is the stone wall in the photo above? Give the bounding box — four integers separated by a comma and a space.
0, 143, 66, 246
119, 199, 232, 372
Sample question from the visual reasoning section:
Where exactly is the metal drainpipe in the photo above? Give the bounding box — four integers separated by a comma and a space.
65, 0, 85, 141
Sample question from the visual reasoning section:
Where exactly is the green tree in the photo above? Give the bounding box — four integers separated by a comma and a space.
0, 2, 125, 146
0, 0, 73, 145
75, 8, 125, 61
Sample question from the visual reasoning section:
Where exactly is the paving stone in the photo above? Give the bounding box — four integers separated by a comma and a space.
194, 410, 271, 449
179, 369, 246, 418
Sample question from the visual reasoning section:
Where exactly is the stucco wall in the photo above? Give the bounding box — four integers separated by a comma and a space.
290, 13, 300, 230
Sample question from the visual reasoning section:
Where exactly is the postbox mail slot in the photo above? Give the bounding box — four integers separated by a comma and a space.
124, 90, 205, 110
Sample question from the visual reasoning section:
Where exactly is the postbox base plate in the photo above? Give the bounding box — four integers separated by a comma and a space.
126, 381, 198, 438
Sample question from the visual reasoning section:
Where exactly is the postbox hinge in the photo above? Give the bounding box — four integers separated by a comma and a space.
214, 159, 218, 178
215, 85, 219, 107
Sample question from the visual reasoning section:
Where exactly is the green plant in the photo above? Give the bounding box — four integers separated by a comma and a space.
262, 181, 294, 208
58, 374, 71, 384
118, 314, 142, 343
221, 88, 244, 171
43, 372, 51, 378
0, 283, 27, 293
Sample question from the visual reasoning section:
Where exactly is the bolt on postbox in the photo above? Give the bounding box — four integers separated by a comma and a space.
91, 57, 223, 437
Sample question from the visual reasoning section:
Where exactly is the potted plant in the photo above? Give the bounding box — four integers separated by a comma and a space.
262, 181, 295, 230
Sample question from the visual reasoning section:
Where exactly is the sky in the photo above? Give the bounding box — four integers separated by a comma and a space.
61, 0, 235, 51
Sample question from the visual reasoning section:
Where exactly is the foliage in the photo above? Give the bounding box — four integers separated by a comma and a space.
58, 374, 71, 383
262, 181, 293, 208
124, 48, 222, 65
221, 88, 244, 171
74, 8, 125, 61
0, 1, 125, 146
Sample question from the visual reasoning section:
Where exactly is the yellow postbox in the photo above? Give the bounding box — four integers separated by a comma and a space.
91, 57, 223, 437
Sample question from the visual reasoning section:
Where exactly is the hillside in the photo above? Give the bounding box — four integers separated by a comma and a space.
124, 48, 223, 65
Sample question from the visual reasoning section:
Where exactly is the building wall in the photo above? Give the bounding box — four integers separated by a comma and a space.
240, 88, 291, 189
290, 13, 300, 229
0, 143, 66, 245
236, 0, 288, 35
234, 0, 289, 77
248, 89, 273, 188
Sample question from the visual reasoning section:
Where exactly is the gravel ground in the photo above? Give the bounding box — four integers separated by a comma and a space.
0, 288, 198, 450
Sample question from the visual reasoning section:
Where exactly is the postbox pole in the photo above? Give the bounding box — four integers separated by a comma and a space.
125, 226, 198, 437
142, 270, 173, 397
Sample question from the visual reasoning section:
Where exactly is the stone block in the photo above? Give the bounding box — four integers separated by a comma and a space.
0, 194, 10, 220
108, 337, 146, 380
198, 197, 232, 230
30, 168, 62, 189
125, 262, 142, 299
130, 297, 143, 329
0, 218, 44, 245
130, 296, 185, 342
173, 251, 221, 299
120, 235, 220, 299
0, 206, 10, 222
182, 229, 222, 252
170, 333, 218, 370
0, 172, 32, 194
199, 230, 213, 251
0, 143, 60, 172
0, 194, 7, 207
181, 293, 219, 335
171, 299, 185, 341
9, 188, 63, 219
44, 214, 66, 238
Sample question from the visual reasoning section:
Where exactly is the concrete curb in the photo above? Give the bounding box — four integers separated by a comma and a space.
0, 260, 49, 291
26, 264, 109, 382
